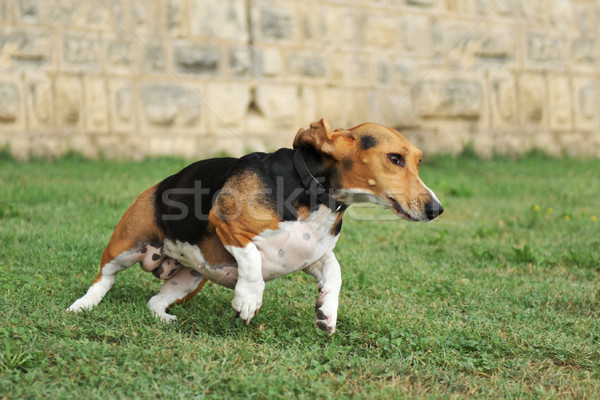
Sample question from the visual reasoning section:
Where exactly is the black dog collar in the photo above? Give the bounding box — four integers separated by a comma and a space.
292, 149, 348, 213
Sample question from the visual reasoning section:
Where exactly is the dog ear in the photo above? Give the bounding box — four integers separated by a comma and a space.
293, 118, 354, 160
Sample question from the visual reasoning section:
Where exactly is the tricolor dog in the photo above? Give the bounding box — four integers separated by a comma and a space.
67, 119, 443, 333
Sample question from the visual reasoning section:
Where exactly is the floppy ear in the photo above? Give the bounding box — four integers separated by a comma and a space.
293, 118, 354, 160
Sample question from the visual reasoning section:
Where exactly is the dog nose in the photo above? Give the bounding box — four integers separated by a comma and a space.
425, 200, 444, 221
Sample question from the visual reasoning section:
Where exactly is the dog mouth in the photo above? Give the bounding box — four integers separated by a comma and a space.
386, 196, 418, 221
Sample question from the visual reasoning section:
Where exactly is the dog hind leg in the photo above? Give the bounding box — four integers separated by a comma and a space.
66, 244, 146, 313
147, 267, 207, 322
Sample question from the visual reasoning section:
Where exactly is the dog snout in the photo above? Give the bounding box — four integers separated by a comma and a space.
424, 200, 443, 221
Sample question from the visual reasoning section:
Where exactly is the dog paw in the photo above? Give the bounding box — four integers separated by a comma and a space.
314, 290, 337, 335
231, 280, 264, 325
231, 294, 262, 325
153, 310, 177, 323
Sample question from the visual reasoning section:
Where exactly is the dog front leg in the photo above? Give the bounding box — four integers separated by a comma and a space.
225, 242, 265, 325
304, 252, 342, 334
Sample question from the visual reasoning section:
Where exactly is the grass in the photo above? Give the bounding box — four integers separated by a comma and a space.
0, 153, 599, 399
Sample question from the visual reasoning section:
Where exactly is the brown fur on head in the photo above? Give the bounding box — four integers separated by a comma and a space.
293, 118, 443, 222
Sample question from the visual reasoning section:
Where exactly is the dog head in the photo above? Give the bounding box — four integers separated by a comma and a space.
293, 118, 443, 221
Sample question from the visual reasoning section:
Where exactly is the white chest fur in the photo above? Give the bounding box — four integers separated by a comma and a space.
253, 205, 341, 281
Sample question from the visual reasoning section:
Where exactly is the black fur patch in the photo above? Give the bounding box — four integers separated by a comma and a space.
360, 135, 377, 150
154, 157, 238, 244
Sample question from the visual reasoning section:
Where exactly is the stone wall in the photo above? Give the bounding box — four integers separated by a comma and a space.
0, 0, 599, 160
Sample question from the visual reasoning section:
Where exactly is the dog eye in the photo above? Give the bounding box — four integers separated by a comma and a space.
387, 153, 405, 167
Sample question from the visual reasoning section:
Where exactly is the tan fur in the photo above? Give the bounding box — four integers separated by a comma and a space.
93, 186, 165, 283
210, 171, 280, 248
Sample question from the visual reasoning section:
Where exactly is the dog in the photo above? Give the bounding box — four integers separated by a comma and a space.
67, 118, 443, 334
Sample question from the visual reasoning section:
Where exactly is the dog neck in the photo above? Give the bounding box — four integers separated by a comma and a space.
293, 148, 347, 213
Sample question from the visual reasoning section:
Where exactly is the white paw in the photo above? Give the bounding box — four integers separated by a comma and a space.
314, 290, 338, 335
66, 297, 95, 313
231, 280, 265, 325
66, 302, 84, 313
153, 311, 177, 323
147, 298, 178, 323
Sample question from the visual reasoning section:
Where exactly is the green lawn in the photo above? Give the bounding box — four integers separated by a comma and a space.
1, 153, 599, 399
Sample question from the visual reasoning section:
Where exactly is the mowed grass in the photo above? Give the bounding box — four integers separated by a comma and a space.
0, 153, 599, 399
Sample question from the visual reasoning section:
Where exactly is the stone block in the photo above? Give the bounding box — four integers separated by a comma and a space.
15, 0, 42, 23
376, 60, 392, 86
573, 78, 598, 131
517, 0, 549, 26
109, 80, 135, 133
30, 136, 66, 159
318, 87, 352, 128
174, 43, 220, 75
403, 15, 432, 56
473, 30, 517, 62
190, 0, 248, 41
130, 0, 159, 34
141, 36, 166, 74
518, 73, 546, 126
48, 0, 111, 28
254, 84, 297, 128
0, 81, 22, 125
348, 55, 371, 85
105, 0, 127, 33
251, 3, 294, 42
84, 77, 109, 132
0, 28, 53, 69
494, 131, 530, 157
394, 59, 419, 91
205, 82, 251, 132
489, 71, 517, 127
317, 6, 359, 48
530, 132, 563, 157
413, 80, 483, 119
24, 75, 53, 130
526, 32, 565, 68
8, 136, 32, 160
361, 14, 398, 48
55, 75, 83, 129
139, 82, 202, 132
434, 23, 516, 68
62, 31, 101, 71
229, 48, 251, 77
548, 0, 573, 30
548, 75, 572, 130
368, 90, 418, 129
167, 0, 188, 38
254, 47, 283, 77
105, 36, 136, 74
67, 134, 99, 159
570, 38, 598, 70
572, 3, 597, 37
287, 53, 328, 78
557, 132, 590, 157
